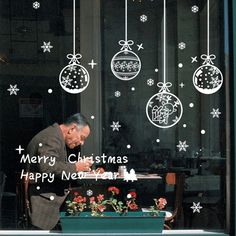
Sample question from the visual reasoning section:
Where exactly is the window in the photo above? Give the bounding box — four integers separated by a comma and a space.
0, 0, 233, 234
101, 0, 230, 231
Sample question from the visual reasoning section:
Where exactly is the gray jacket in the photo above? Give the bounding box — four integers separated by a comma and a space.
26, 123, 76, 230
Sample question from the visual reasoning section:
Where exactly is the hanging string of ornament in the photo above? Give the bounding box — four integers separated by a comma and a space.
145, 0, 183, 129
192, 0, 223, 95
59, 0, 90, 94
110, 0, 141, 81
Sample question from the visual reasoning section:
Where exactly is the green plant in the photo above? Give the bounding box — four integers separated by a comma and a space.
65, 186, 166, 217
149, 198, 168, 216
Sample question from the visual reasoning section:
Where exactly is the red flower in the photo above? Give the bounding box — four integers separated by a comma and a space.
127, 202, 138, 210
90, 196, 95, 203
97, 205, 106, 212
108, 186, 120, 195
73, 195, 86, 203
156, 198, 167, 209
129, 192, 137, 199
97, 194, 104, 202
73, 191, 79, 196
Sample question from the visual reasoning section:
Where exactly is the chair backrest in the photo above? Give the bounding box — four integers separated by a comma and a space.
166, 172, 176, 185
0, 171, 6, 202
15, 173, 30, 228
0, 171, 6, 228
165, 172, 185, 229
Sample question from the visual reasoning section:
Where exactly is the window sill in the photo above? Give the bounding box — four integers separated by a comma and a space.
0, 230, 229, 236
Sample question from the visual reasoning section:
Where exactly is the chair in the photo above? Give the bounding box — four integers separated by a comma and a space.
16, 174, 30, 228
164, 172, 185, 229
0, 171, 6, 201
0, 171, 6, 228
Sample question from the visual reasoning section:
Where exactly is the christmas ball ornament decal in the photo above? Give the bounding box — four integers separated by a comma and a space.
192, 0, 224, 95
111, 40, 141, 81
111, 0, 141, 81
146, 0, 183, 128
59, 54, 89, 94
146, 83, 183, 128
59, 0, 90, 94
193, 54, 223, 94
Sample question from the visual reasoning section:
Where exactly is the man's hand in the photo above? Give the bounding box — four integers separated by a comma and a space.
75, 158, 93, 172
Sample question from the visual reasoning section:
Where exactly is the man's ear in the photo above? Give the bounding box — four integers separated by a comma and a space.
68, 123, 77, 134
67, 124, 76, 134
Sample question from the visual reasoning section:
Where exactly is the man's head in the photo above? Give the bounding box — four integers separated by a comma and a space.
61, 113, 90, 149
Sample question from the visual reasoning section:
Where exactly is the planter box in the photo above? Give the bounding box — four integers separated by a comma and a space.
60, 211, 165, 233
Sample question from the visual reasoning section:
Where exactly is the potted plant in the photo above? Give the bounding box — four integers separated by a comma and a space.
60, 186, 167, 233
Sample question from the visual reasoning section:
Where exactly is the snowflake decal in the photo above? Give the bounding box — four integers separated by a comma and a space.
191, 5, 199, 13
61, 75, 73, 87
155, 93, 172, 103
33, 1, 40, 9
86, 189, 93, 196
178, 42, 186, 50
68, 65, 77, 72
210, 108, 221, 118
147, 78, 154, 86
140, 14, 147, 22
41, 42, 53, 52
7, 84, 19, 95
110, 121, 121, 131
114, 91, 121, 97
190, 202, 203, 213
177, 140, 189, 152
113, 61, 139, 72
179, 82, 185, 88
209, 76, 221, 88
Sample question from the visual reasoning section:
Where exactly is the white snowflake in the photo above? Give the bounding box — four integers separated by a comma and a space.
61, 75, 73, 87
7, 84, 19, 95
179, 82, 185, 88
86, 189, 93, 196
33, 1, 40, 9
178, 42, 186, 50
41, 42, 53, 52
210, 108, 221, 118
190, 202, 203, 213
126, 63, 133, 71
191, 5, 199, 13
147, 78, 154, 86
140, 14, 147, 22
110, 121, 121, 131
177, 140, 189, 152
114, 91, 121, 97
68, 65, 77, 72
209, 76, 221, 88
114, 62, 120, 70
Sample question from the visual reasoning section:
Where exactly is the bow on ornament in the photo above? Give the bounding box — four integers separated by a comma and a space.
66, 53, 82, 64
201, 54, 216, 65
118, 40, 134, 51
157, 82, 172, 93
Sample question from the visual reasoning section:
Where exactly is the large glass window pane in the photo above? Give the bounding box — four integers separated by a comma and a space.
0, 0, 231, 233
102, 0, 230, 230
